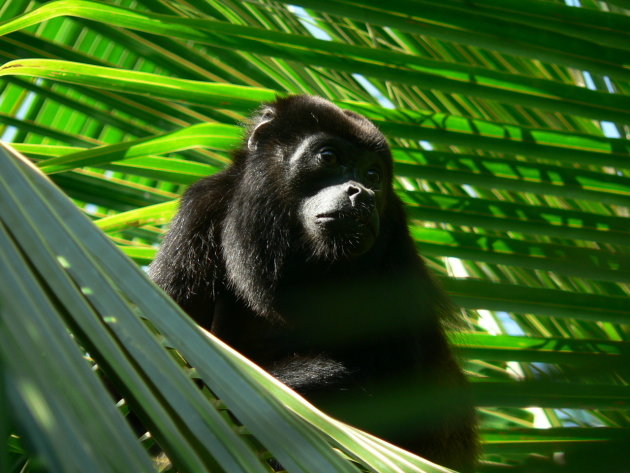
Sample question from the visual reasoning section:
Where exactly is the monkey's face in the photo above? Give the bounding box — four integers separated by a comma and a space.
290, 133, 388, 260
243, 95, 393, 261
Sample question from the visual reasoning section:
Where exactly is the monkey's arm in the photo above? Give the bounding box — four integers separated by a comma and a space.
149, 175, 229, 327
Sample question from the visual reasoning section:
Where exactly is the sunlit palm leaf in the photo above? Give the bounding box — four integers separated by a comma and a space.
1, 0, 629, 472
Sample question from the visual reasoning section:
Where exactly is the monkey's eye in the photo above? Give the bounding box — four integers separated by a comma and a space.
318, 148, 337, 165
366, 168, 381, 185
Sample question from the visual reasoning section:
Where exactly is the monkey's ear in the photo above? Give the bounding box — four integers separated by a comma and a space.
247, 107, 276, 151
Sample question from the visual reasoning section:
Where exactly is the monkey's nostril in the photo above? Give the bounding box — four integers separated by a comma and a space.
346, 184, 361, 196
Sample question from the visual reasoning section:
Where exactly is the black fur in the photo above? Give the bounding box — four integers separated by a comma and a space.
150, 95, 477, 472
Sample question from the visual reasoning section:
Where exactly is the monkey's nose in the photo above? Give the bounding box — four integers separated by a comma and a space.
346, 182, 373, 207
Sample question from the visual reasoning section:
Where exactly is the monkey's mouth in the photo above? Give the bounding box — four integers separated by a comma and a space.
306, 210, 380, 259
315, 210, 378, 236
316, 211, 370, 225
314, 213, 337, 223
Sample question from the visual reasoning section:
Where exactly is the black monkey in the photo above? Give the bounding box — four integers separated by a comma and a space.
150, 95, 477, 472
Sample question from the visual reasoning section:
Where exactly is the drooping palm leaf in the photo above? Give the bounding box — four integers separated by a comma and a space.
1, 0, 629, 472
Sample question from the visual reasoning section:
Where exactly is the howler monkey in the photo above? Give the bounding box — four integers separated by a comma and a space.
150, 95, 477, 472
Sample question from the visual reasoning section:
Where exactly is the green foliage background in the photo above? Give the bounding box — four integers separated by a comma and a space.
0, 1, 629, 472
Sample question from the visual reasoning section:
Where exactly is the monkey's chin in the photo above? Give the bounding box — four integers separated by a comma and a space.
307, 229, 377, 261
303, 213, 379, 260
342, 235, 376, 258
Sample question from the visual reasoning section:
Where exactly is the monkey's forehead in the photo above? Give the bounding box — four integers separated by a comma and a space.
265, 95, 367, 126
256, 95, 388, 152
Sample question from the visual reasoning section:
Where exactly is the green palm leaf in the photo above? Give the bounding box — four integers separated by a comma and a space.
1, 0, 628, 472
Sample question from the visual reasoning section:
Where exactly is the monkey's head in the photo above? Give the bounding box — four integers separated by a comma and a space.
240, 95, 393, 261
